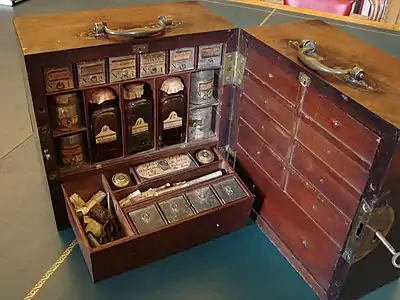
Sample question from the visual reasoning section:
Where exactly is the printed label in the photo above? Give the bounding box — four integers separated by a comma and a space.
140, 52, 166, 77
131, 117, 149, 135
198, 80, 213, 92
135, 154, 195, 180
163, 111, 183, 130
76, 60, 106, 87
44, 67, 74, 92
198, 44, 223, 69
109, 55, 137, 82
170, 47, 195, 73
95, 125, 117, 144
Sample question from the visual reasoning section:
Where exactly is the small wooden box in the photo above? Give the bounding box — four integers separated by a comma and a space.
14, 2, 400, 299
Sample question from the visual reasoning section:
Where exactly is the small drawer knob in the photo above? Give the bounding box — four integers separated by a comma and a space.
216, 223, 220, 228
268, 73, 274, 79
331, 119, 341, 129
301, 239, 309, 249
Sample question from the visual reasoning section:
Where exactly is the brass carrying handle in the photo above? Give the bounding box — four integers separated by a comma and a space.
93, 16, 173, 38
290, 40, 365, 81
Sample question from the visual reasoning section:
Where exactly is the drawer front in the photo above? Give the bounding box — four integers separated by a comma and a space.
246, 47, 300, 107
240, 95, 292, 160
286, 170, 351, 247
292, 143, 359, 219
303, 89, 380, 165
243, 72, 297, 134
260, 180, 340, 290
237, 120, 286, 186
297, 119, 369, 193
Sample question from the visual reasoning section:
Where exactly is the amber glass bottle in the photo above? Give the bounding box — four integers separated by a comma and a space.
123, 82, 154, 154
88, 87, 122, 162
158, 77, 187, 147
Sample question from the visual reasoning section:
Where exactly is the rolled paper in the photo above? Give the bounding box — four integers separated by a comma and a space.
87, 232, 101, 248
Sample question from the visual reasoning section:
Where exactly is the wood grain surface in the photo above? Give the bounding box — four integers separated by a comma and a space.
13, 1, 235, 56
244, 21, 400, 129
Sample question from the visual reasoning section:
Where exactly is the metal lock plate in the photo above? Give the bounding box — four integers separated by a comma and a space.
186, 186, 220, 213
198, 44, 223, 69
158, 195, 194, 224
76, 59, 106, 87
212, 177, 247, 204
44, 66, 75, 92
139, 51, 166, 77
129, 204, 166, 234
108, 55, 137, 83
352, 204, 395, 263
169, 47, 195, 73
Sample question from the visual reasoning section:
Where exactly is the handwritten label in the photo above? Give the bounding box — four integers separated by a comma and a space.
170, 47, 195, 73
140, 52, 166, 77
131, 117, 149, 135
44, 66, 74, 92
163, 111, 183, 130
95, 125, 117, 144
76, 60, 106, 87
109, 55, 137, 82
198, 44, 223, 69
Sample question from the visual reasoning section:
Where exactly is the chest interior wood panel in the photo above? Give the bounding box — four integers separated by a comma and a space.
237, 40, 386, 292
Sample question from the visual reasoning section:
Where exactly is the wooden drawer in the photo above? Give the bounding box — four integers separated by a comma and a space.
286, 169, 351, 247
291, 143, 359, 219
61, 148, 254, 281
243, 72, 297, 134
237, 119, 286, 186
246, 46, 301, 107
297, 119, 370, 194
260, 177, 340, 290
303, 88, 380, 165
240, 95, 292, 160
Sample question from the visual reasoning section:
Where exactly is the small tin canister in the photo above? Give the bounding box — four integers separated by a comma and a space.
158, 195, 194, 224
188, 106, 214, 141
111, 172, 131, 189
190, 70, 215, 105
212, 177, 247, 203
49, 92, 82, 132
195, 149, 216, 165
129, 205, 166, 234
59, 133, 84, 167
186, 186, 220, 213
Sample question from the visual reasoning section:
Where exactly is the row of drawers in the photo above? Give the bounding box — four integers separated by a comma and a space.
237, 53, 381, 290
245, 51, 380, 167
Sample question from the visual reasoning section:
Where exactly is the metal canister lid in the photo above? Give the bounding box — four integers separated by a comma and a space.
51, 92, 80, 105
195, 149, 216, 165
111, 172, 131, 188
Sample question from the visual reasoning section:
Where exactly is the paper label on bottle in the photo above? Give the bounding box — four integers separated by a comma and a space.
134, 154, 195, 180
163, 111, 183, 130
170, 47, 195, 73
198, 79, 213, 92
139, 52, 166, 77
131, 117, 149, 135
198, 44, 223, 69
109, 55, 137, 82
44, 66, 74, 92
76, 60, 106, 87
95, 125, 117, 144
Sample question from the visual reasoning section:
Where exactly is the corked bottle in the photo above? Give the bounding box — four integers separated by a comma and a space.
158, 77, 187, 147
123, 82, 154, 154
88, 88, 122, 162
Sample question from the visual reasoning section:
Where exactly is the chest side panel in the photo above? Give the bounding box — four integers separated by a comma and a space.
231, 26, 398, 297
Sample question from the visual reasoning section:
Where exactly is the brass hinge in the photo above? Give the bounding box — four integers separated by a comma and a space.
222, 51, 246, 88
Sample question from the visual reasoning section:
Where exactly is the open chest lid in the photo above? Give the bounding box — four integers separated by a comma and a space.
241, 22, 400, 130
